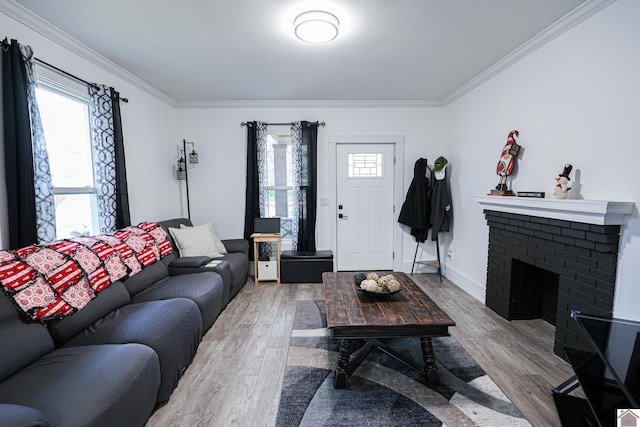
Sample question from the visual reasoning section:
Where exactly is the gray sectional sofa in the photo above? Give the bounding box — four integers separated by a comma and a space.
0, 218, 249, 427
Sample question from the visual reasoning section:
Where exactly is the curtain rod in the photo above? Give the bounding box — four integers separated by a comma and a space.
241, 121, 325, 127
2, 38, 129, 103
37, 58, 129, 103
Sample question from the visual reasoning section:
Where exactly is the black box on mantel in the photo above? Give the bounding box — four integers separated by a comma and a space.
517, 191, 545, 198
281, 250, 333, 283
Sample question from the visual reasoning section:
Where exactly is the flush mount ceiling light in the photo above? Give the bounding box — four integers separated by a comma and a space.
294, 10, 339, 43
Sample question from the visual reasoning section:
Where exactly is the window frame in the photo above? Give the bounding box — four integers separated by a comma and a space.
35, 74, 100, 238
263, 129, 295, 244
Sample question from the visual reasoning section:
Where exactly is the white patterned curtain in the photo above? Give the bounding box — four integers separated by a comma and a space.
89, 84, 119, 233
290, 122, 302, 250
22, 44, 57, 243
256, 122, 269, 218
255, 122, 270, 257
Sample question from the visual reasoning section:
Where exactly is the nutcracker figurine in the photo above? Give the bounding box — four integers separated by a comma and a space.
494, 130, 521, 193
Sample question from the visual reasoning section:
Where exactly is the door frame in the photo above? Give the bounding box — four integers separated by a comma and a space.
328, 135, 405, 272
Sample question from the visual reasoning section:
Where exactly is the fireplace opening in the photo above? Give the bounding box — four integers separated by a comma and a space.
510, 259, 559, 326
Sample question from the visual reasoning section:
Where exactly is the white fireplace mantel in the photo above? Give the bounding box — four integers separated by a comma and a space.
475, 196, 635, 225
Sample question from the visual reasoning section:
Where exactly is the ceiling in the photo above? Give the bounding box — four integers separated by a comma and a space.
12, 0, 588, 104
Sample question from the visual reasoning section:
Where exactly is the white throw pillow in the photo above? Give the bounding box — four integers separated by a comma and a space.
168, 222, 227, 258
180, 222, 227, 255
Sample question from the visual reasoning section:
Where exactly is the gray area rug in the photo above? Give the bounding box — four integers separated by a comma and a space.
275, 300, 532, 427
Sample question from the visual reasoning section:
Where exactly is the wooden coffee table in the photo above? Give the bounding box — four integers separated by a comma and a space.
323, 271, 455, 389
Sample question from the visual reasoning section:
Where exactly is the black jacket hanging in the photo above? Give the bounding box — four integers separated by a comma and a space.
430, 167, 453, 241
398, 158, 432, 242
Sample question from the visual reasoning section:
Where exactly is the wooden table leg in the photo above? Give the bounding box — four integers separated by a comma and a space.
420, 337, 440, 385
334, 339, 353, 389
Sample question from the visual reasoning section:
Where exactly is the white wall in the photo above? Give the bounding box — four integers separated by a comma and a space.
443, 0, 640, 319
3, 0, 638, 322
174, 106, 445, 268
0, 10, 180, 248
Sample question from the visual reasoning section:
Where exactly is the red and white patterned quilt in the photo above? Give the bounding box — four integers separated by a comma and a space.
0, 222, 172, 322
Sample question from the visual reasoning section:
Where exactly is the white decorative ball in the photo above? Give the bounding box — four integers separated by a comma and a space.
364, 281, 380, 292
387, 279, 401, 292
361, 279, 377, 290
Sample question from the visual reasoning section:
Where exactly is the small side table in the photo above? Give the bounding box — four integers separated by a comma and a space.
250, 233, 281, 284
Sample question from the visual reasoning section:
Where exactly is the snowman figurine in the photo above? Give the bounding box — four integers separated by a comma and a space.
553, 164, 572, 199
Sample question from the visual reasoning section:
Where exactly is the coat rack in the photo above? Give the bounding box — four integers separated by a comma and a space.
405, 156, 451, 282
411, 236, 442, 281
176, 139, 198, 220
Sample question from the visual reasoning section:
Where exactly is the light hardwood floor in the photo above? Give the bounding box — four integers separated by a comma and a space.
147, 274, 578, 427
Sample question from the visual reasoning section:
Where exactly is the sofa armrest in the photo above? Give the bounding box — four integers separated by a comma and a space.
0, 404, 50, 427
222, 239, 249, 255
168, 256, 212, 268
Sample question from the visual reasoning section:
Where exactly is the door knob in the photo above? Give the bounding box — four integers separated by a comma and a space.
338, 214, 349, 219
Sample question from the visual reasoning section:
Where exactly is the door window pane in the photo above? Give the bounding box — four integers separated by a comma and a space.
348, 153, 382, 177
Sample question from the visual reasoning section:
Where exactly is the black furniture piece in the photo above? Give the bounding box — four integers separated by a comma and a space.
281, 250, 333, 283
552, 311, 640, 427
0, 218, 250, 426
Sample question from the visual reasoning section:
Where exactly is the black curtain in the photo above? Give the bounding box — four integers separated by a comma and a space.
243, 121, 260, 259
297, 121, 318, 252
110, 87, 131, 229
2, 39, 38, 249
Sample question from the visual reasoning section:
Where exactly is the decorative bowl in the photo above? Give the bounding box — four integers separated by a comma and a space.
353, 272, 402, 296
356, 287, 402, 296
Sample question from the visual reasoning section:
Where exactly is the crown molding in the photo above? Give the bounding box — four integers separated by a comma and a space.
174, 99, 443, 109
2, 0, 616, 109
0, 0, 177, 106
442, 0, 617, 106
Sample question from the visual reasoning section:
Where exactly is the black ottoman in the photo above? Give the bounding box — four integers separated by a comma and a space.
281, 250, 333, 283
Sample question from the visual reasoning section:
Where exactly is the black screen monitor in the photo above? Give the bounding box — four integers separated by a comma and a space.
566, 311, 640, 426
254, 218, 281, 234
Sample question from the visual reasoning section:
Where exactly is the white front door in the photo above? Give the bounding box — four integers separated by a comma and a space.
336, 144, 395, 271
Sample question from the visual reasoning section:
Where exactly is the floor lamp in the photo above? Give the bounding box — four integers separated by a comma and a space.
176, 139, 198, 220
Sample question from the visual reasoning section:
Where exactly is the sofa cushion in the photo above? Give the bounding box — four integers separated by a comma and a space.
168, 260, 232, 303
131, 271, 225, 331
168, 223, 227, 258
62, 298, 202, 404
0, 344, 160, 427
0, 293, 54, 383
122, 261, 169, 296
0, 404, 49, 427
46, 281, 131, 346
168, 256, 211, 268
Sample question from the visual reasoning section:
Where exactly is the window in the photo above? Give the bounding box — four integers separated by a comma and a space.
35, 83, 99, 239
263, 132, 294, 240
348, 153, 382, 177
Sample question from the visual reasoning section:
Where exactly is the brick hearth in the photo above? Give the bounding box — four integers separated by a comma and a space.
483, 210, 620, 358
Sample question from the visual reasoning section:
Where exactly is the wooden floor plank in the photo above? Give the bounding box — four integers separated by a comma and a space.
147, 275, 576, 427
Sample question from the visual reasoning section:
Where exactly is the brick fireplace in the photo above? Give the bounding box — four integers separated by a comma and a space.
476, 197, 634, 359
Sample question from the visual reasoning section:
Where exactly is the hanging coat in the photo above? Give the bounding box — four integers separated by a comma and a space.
430, 166, 453, 241
398, 158, 431, 242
